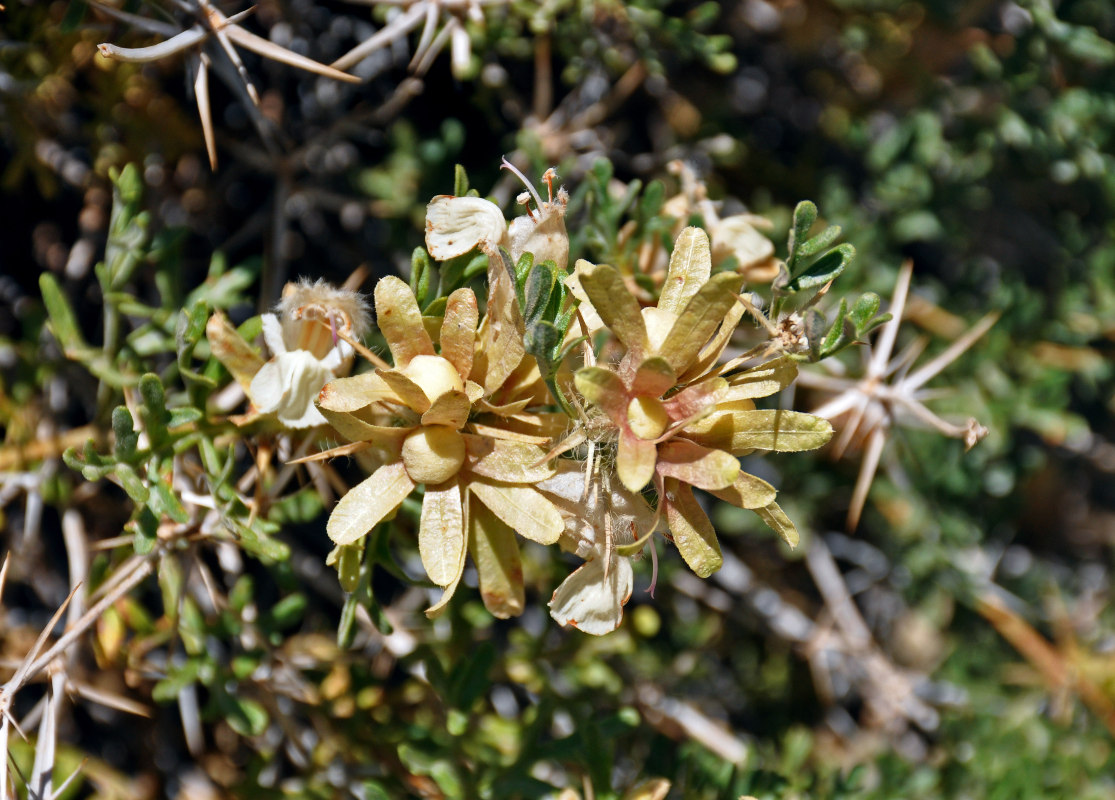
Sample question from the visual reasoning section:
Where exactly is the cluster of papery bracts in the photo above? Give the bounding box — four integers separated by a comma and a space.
209, 166, 833, 634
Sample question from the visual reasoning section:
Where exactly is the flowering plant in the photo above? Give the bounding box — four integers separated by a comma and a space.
300, 163, 856, 634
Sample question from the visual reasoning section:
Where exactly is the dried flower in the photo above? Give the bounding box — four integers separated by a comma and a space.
539, 460, 658, 634
425, 158, 569, 269
207, 278, 369, 429
318, 269, 563, 617
568, 227, 832, 577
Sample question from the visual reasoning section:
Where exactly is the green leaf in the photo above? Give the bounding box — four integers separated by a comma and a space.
39, 273, 85, 352
796, 224, 842, 259
788, 201, 817, 261
131, 506, 158, 555
411, 247, 432, 307
223, 694, 269, 737
138, 374, 171, 446
787, 243, 855, 292
158, 554, 184, 622
178, 597, 206, 655
152, 659, 200, 703
229, 576, 254, 614
114, 464, 149, 503
112, 406, 139, 462
149, 476, 189, 524
265, 594, 306, 630
235, 518, 291, 562
849, 292, 880, 332
453, 163, 470, 197
167, 407, 203, 428
523, 262, 555, 325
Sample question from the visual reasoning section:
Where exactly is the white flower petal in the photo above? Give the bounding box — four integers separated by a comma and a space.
249, 350, 332, 428
261, 313, 287, 356
549, 556, 633, 636
425, 195, 507, 260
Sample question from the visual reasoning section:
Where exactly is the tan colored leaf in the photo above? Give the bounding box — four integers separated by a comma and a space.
419, 478, 466, 586
425, 195, 506, 260
327, 461, 414, 545
578, 262, 648, 357
206, 311, 263, 391
465, 422, 551, 445
664, 479, 722, 577
656, 439, 739, 491
469, 500, 524, 618
377, 368, 431, 413
464, 435, 555, 483
685, 409, 833, 453
708, 470, 777, 510
549, 556, 633, 635
574, 366, 627, 425
754, 501, 799, 548
657, 271, 744, 375
658, 226, 712, 316
630, 356, 676, 398
421, 389, 471, 428
721, 356, 798, 400
440, 288, 478, 382
317, 372, 395, 413
374, 276, 434, 368
616, 430, 658, 493
469, 480, 563, 545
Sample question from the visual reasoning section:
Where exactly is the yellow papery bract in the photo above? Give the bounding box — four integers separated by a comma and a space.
374, 275, 434, 368
420, 390, 471, 428
318, 407, 409, 451
754, 501, 799, 549
658, 226, 712, 316
708, 470, 778, 510
464, 435, 555, 483
419, 478, 466, 587
377, 368, 433, 414
402, 354, 465, 405
440, 288, 478, 382
656, 439, 740, 491
317, 371, 395, 413
469, 501, 525, 619
574, 366, 627, 424
664, 479, 723, 578
685, 409, 834, 454
616, 431, 658, 493
206, 311, 264, 392
327, 461, 415, 546
578, 262, 649, 358
469, 480, 563, 545
656, 271, 745, 376
721, 356, 799, 399
630, 357, 677, 397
